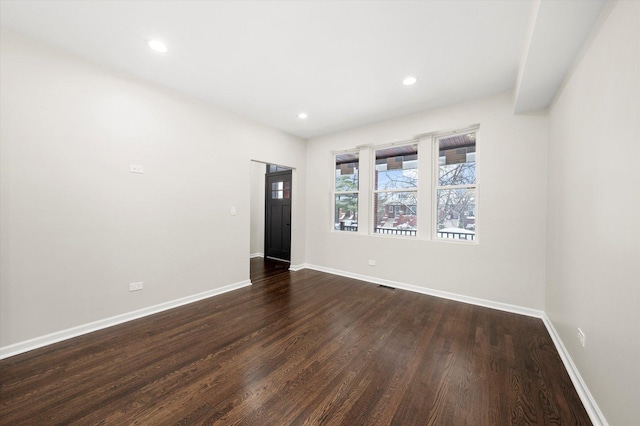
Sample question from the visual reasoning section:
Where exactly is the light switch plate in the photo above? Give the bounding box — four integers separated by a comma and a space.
129, 282, 144, 291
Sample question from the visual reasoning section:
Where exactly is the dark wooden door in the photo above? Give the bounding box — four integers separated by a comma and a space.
265, 170, 292, 261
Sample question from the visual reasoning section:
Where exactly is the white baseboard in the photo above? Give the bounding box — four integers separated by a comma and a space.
302, 263, 544, 318
250, 252, 264, 258
289, 263, 308, 272
0, 280, 252, 360
541, 314, 608, 426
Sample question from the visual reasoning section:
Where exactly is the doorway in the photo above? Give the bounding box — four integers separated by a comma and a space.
249, 161, 293, 280
264, 169, 292, 261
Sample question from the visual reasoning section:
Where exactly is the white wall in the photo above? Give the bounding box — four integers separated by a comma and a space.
546, 1, 640, 424
249, 161, 265, 257
0, 30, 306, 347
305, 92, 549, 310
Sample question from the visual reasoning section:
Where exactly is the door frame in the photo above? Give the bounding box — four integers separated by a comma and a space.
264, 169, 293, 261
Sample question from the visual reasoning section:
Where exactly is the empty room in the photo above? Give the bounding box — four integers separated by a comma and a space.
0, 1, 638, 425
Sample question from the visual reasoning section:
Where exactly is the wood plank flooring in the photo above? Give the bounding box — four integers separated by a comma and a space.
250, 257, 290, 282
0, 267, 590, 425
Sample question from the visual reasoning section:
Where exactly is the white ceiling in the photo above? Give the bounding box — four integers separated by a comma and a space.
0, 0, 608, 139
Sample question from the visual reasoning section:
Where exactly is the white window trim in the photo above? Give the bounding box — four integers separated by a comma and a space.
332, 150, 360, 233
370, 140, 419, 238
432, 126, 479, 243
330, 125, 479, 243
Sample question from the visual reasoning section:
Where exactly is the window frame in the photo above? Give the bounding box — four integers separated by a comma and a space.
371, 141, 419, 238
333, 151, 360, 232
329, 126, 479, 243
432, 127, 479, 243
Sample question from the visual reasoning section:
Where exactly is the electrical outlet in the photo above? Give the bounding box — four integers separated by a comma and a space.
368, 260, 376, 266
577, 328, 586, 347
129, 281, 144, 292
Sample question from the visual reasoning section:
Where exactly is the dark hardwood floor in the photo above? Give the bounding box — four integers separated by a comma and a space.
250, 256, 290, 282
0, 268, 590, 425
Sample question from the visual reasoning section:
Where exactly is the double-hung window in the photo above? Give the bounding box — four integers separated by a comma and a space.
373, 143, 418, 236
334, 152, 359, 232
331, 127, 477, 242
435, 130, 477, 240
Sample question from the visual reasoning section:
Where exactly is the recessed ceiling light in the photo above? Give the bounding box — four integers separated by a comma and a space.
298, 112, 308, 119
403, 76, 417, 86
148, 40, 168, 53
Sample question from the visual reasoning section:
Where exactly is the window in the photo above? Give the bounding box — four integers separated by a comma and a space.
271, 181, 290, 199
267, 164, 290, 173
331, 127, 477, 242
435, 131, 477, 241
373, 143, 418, 236
267, 164, 292, 200
334, 152, 359, 231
